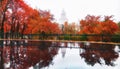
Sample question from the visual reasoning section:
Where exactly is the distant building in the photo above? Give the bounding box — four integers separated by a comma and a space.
59, 10, 68, 32
59, 10, 68, 24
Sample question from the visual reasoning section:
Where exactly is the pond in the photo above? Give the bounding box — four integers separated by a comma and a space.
0, 40, 120, 69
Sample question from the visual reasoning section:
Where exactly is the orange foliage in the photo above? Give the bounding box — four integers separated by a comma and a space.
24, 10, 61, 34
63, 22, 78, 34
1, 0, 61, 35
1, 0, 33, 34
116, 22, 120, 34
79, 15, 119, 35
79, 15, 100, 34
79, 15, 119, 41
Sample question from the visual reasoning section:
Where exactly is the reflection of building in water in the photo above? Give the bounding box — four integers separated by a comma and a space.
61, 42, 67, 58
61, 48, 66, 58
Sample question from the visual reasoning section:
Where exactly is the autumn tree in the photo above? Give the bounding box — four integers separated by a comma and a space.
0, 0, 10, 38
0, 0, 34, 39
79, 15, 101, 34
24, 10, 61, 35
116, 22, 120, 34
0, 1, 11, 68
37, 10, 61, 34
1, 0, 61, 40
79, 15, 119, 41
63, 21, 78, 34
101, 16, 119, 34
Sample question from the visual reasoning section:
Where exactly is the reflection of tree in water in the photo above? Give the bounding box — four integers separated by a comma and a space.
119, 45, 120, 51
2, 41, 59, 69
0, 47, 4, 69
79, 43, 119, 66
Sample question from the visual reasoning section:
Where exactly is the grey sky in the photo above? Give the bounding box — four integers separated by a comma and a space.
24, 0, 120, 23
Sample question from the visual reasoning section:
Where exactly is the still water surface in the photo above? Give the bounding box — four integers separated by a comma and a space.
0, 40, 120, 69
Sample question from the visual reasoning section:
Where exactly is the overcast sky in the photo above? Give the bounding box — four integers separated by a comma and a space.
24, 0, 120, 23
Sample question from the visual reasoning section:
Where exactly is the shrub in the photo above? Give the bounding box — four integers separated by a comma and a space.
80, 35, 88, 41
111, 35, 120, 42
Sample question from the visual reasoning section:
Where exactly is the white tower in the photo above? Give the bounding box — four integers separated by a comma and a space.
59, 10, 68, 32
59, 10, 68, 24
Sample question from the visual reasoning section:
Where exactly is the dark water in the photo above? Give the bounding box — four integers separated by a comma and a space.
0, 40, 120, 69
